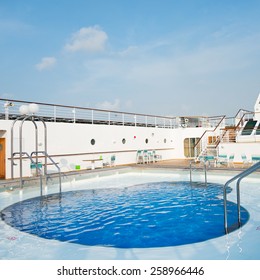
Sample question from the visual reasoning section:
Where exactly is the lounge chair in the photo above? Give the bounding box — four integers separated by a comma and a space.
217, 154, 234, 167
136, 150, 143, 164
241, 154, 250, 167
251, 155, 260, 164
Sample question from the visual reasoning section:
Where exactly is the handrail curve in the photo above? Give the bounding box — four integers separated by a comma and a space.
31, 151, 62, 193
223, 161, 260, 233
12, 152, 43, 195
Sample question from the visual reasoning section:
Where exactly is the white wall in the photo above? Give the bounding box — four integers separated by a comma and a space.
2, 120, 206, 178
219, 142, 260, 163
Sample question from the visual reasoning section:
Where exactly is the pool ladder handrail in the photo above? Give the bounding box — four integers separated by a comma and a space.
224, 161, 260, 234
189, 160, 207, 186
31, 151, 62, 194
12, 152, 43, 195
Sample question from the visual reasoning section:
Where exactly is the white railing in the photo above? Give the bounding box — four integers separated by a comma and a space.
1, 98, 179, 128
1, 98, 222, 129
193, 115, 226, 159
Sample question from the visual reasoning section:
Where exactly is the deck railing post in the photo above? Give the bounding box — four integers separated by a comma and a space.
72, 108, 76, 123
54, 106, 56, 122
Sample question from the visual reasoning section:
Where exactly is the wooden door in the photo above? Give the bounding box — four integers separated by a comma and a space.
0, 138, 6, 179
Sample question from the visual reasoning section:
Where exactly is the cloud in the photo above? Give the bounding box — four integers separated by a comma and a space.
64, 26, 108, 53
54, 31, 260, 116
119, 46, 139, 57
96, 99, 120, 111
35, 57, 57, 71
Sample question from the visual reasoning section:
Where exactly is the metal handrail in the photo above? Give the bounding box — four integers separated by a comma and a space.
189, 160, 207, 186
0, 97, 177, 128
1, 97, 221, 129
193, 115, 226, 159
12, 152, 43, 195
31, 151, 62, 193
10, 114, 47, 179
223, 161, 260, 233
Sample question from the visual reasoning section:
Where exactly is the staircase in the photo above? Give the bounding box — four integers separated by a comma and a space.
194, 110, 254, 161
194, 116, 226, 160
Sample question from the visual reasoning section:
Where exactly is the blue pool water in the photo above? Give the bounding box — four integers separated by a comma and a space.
1, 181, 249, 248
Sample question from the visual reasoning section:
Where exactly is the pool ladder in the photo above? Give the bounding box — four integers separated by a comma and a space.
12, 152, 44, 195
31, 151, 62, 195
223, 161, 260, 234
189, 160, 208, 186
13, 151, 62, 196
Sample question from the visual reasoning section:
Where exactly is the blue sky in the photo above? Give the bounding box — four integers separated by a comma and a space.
1, 0, 260, 116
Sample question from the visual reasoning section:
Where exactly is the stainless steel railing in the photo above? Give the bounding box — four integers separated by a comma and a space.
1, 97, 220, 129
12, 152, 43, 195
223, 161, 260, 233
189, 159, 207, 186
0, 98, 178, 128
31, 151, 62, 194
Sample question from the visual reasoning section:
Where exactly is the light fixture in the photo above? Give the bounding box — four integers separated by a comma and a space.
19, 105, 29, 115
28, 103, 39, 114
19, 103, 39, 115
4, 101, 14, 108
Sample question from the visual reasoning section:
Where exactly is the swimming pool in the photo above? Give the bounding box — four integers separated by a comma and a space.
0, 168, 259, 259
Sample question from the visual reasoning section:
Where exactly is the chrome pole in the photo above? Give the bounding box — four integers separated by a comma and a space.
19, 117, 26, 188
236, 179, 241, 227
204, 161, 207, 186
189, 161, 192, 184
10, 116, 24, 179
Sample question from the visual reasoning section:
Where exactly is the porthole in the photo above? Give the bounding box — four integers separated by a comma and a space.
122, 138, 126, 144
90, 139, 95, 145
164, 138, 167, 143
145, 138, 149, 144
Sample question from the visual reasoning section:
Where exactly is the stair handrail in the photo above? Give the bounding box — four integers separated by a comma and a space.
234, 111, 254, 130
215, 110, 254, 146
223, 161, 260, 233
12, 152, 43, 195
31, 151, 62, 193
195, 110, 254, 157
196, 110, 255, 155
194, 115, 226, 158
234, 108, 254, 120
